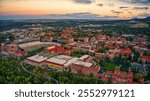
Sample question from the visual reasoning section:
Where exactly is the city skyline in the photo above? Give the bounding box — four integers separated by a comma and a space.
0, 0, 150, 20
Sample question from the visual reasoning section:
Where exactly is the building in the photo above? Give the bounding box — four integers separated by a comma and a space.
1, 43, 27, 58
70, 61, 100, 76
106, 50, 115, 59
45, 55, 79, 70
120, 48, 132, 56
40, 36, 53, 42
79, 55, 92, 62
80, 46, 91, 52
141, 55, 150, 63
105, 42, 114, 49
46, 45, 65, 54
120, 37, 126, 43
69, 38, 74, 44
25, 55, 48, 67
3, 43, 18, 53
84, 37, 89, 43
95, 52, 105, 58
71, 45, 78, 51
111, 69, 133, 84
11, 50, 27, 58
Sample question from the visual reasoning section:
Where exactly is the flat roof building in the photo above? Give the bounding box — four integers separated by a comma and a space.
45, 55, 79, 70
71, 61, 100, 76
73, 61, 93, 68
25, 55, 48, 67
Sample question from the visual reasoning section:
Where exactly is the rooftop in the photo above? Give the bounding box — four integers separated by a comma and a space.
46, 57, 66, 65
79, 55, 90, 60
46, 55, 79, 67
47, 46, 55, 50
26, 55, 48, 63
74, 61, 93, 67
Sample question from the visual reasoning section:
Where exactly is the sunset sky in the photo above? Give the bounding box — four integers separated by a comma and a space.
0, 0, 150, 20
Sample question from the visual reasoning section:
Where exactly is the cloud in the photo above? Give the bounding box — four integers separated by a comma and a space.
111, 10, 123, 14
0, 12, 119, 20
137, 13, 150, 17
46, 12, 118, 19
118, 0, 150, 4
57, 13, 100, 19
108, 3, 115, 7
73, 0, 95, 4
97, 4, 103, 7
128, 11, 132, 13
119, 6, 129, 9
133, 6, 149, 10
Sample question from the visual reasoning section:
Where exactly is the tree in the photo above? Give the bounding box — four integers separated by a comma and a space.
145, 72, 150, 80
98, 46, 108, 53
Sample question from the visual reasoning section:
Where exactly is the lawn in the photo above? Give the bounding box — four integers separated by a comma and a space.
101, 62, 119, 71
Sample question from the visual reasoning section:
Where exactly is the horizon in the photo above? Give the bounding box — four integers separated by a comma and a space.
0, 0, 150, 20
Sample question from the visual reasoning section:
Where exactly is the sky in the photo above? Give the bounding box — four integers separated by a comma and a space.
0, 0, 150, 20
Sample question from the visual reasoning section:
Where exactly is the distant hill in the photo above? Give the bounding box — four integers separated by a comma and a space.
131, 16, 150, 21
144, 16, 150, 21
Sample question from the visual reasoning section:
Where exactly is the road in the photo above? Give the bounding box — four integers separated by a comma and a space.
20, 61, 59, 84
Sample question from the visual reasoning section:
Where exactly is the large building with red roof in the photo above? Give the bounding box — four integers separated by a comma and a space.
70, 61, 100, 76
46, 45, 65, 54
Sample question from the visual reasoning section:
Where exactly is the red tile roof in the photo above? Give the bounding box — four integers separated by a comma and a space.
141, 55, 150, 61
16, 50, 27, 55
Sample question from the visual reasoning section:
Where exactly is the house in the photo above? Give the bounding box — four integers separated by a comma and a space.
90, 37, 97, 42
115, 41, 122, 48
84, 37, 89, 43
111, 69, 133, 84
140, 55, 150, 63
120, 48, 132, 56
101, 74, 109, 83
71, 45, 78, 51
106, 50, 115, 59
105, 42, 114, 49
79, 55, 92, 62
95, 52, 105, 58
80, 46, 91, 52
120, 37, 126, 43
68, 38, 74, 44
